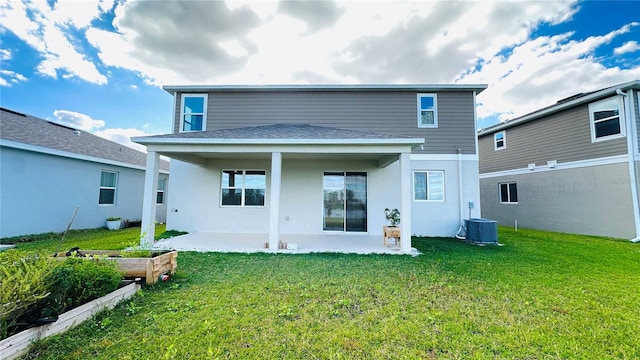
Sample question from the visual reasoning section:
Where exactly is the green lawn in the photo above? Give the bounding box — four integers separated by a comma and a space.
7, 227, 640, 359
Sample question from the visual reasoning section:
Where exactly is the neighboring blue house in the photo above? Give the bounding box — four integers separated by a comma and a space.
0, 107, 170, 238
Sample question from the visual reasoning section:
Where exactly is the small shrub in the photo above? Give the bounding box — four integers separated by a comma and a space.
0, 250, 57, 338
39, 257, 121, 318
121, 249, 153, 258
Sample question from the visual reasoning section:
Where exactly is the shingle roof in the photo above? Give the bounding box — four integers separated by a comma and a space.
0, 108, 169, 171
134, 123, 422, 144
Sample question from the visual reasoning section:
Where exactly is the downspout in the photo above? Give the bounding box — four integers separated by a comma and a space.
618, 88, 640, 242
455, 146, 466, 239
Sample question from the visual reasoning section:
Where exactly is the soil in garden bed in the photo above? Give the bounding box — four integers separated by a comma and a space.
55, 248, 172, 258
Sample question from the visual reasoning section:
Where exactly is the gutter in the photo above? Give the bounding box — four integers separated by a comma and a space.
621, 88, 640, 243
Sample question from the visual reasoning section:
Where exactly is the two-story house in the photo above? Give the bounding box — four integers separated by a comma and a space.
0, 108, 170, 238
478, 80, 640, 241
133, 84, 486, 253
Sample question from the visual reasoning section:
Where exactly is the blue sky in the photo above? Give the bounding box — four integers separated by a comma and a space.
1, 0, 639, 151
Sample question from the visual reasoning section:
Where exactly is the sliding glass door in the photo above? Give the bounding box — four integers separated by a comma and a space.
323, 172, 367, 232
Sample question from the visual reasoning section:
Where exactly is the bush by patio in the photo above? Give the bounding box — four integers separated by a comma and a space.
1, 252, 121, 339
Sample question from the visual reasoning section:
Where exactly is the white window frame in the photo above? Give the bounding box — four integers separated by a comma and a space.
589, 96, 625, 143
499, 182, 518, 204
180, 94, 208, 132
156, 178, 166, 204
413, 170, 445, 202
98, 170, 118, 206
220, 169, 266, 207
494, 130, 506, 150
417, 93, 438, 128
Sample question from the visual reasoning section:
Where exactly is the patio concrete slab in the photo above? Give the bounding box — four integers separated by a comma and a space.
152, 232, 419, 255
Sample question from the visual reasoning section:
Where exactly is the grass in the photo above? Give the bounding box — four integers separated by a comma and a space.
5, 227, 640, 359
0, 224, 166, 253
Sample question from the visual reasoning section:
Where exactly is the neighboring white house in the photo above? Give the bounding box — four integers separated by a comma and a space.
0, 107, 170, 238
133, 84, 487, 253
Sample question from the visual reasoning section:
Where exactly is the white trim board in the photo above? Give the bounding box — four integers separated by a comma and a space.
410, 154, 478, 161
0, 139, 169, 174
479, 154, 628, 179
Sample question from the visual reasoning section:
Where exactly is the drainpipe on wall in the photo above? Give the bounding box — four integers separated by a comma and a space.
619, 88, 640, 243
455, 147, 466, 239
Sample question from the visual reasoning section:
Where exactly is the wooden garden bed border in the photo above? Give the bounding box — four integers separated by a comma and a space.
0, 282, 141, 360
53, 250, 178, 284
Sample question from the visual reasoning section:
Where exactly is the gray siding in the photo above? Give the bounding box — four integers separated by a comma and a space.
173, 91, 477, 155
479, 102, 628, 174
479, 162, 635, 239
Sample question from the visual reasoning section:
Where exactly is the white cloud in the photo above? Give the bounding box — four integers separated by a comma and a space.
93, 127, 149, 152
0, 0, 107, 84
53, 109, 106, 131
614, 40, 640, 55
0, 48, 11, 60
0, 69, 27, 86
459, 23, 640, 123
50, 109, 151, 151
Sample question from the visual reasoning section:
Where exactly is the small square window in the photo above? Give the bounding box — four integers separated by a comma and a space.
494, 131, 506, 150
417, 94, 438, 128
499, 182, 518, 204
589, 96, 624, 142
413, 171, 445, 201
221, 170, 266, 207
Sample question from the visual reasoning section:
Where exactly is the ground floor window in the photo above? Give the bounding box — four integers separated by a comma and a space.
323, 172, 367, 232
499, 182, 518, 203
156, 178, 166, 204
221, 170, 266, 206
99, 170, 118, 205
413, 171, 444, 201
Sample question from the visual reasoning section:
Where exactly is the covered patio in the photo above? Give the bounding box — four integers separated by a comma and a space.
133, 124, 424, 254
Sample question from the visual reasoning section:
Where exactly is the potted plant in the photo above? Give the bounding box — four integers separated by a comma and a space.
105, 217, 121, 230
383, 208, 401, 246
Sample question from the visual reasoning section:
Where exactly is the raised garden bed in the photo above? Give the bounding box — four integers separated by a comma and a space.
55, 250, 178, 284
0, 281, 140, 360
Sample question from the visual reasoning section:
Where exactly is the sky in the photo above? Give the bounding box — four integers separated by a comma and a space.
1, 0, 639, 152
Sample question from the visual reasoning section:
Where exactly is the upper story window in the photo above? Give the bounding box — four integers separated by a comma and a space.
417, 94, 438, 128
99, 171, 118, 205
181, 94, 208, 132
156, 178, 166, 204
413, 171, 445, 201
221, 170, 266, 207
589, 96, 625, 142
494, 131, 506, 150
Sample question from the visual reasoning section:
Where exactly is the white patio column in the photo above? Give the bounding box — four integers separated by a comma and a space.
269, 152, 282, 250
140, 151, 160, 247
399, 152, 412, 253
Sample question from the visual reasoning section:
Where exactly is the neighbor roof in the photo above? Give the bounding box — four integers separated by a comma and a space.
478, 79, 640, 137
133, 123, 424, 146
0, 107, 169, 171
163, 83, 487, 95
